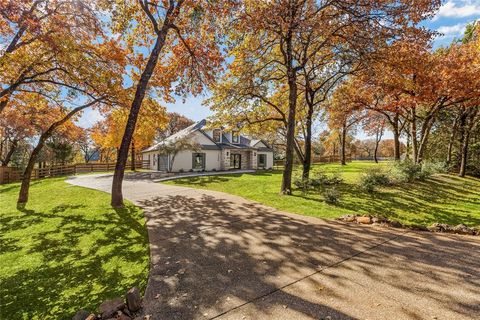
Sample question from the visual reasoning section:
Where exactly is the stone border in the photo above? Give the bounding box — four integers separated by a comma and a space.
336, 215, 479, 236
72, 287, 142, 320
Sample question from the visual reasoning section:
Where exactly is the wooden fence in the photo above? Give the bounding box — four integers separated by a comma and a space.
0, 161, 145, 185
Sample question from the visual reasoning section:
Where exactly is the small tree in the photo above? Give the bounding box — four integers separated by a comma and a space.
157, 137, 200, 172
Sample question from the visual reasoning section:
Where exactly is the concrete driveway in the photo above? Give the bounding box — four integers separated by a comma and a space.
66, 173, 480, 320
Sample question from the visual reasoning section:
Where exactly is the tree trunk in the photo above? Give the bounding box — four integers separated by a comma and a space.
17, 100, 99, 205
392, 113, 401, 160
111, 28, 171, 207
458, 108, 479, 177
340, 123, 347, 165
2, 140, 18, 166
446, 115, 459, 165
280, 26, 297, 195
410, 107, 418, 163
130, 139, 136, 171
281, 73, 297, 194
302, 99, 314, 180
17, 137, 46, 205
458, 111, 469, 177
374, 128, 383, 164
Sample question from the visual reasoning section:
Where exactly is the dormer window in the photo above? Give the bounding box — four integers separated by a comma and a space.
232, 130, 239, 143
213, 129, 221, 143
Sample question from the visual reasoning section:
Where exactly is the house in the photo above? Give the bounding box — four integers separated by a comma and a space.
141, 119, 274, 172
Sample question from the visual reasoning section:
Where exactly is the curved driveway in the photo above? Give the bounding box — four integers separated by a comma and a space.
66, 173, 480, 320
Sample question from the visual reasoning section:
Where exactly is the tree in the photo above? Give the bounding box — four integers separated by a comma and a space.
77, 130, 98, 163
0, 0, 109, 114
209, 0, 440, 192
156, 112, 194, 141
0, 93, 39, 166
14, 1, 126, 206
329, 83, 365, 165
157, 136, 200, 172
363, 113, 385, 163
110, 0, 235, 207
17, 97, 104, 205
94, 97, 168, 170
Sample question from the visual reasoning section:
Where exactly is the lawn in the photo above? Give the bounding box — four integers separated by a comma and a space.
165, 161, 480, 227
0, 178, 149, 320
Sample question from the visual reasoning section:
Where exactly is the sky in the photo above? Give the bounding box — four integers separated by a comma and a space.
77, 0, 480, 139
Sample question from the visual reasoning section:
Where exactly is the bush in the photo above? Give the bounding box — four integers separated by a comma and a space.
389, 160, 446, 183
293, 176, 313, 195
359, 169, 390, 193
293, 170, 343, 195
389, 160, 422, 183
422, 161, 447, 175
311, 170, 344, 187
323, 187, 341, 204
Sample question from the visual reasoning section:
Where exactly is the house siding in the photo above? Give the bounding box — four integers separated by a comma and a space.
170, 149, 221, 172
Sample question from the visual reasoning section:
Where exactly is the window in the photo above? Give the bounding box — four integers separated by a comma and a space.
192, 153, 205, 170
213, 129, 221, 142
258, 154, 267, 168
232, 130, 239, 143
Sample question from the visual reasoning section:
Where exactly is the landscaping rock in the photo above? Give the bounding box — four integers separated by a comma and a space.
72, 310, 91, 320
85, 315, 96, 320
126, 287, 142, 312
428, 223, 449, 232
372, 216, 387, 224
340, 214, 356, 222
356, 216, 372, 224
116, 311, 132, 320
99, 298, 125, 319
389, 220, 403, 228
453, 224, 474, 235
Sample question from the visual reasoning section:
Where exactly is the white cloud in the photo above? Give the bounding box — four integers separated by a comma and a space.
434, 1, 480, 20
437, 22, 468, 37
75, 108, 105, 129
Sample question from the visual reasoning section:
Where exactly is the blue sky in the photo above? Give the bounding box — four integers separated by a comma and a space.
77, 0, 480, 139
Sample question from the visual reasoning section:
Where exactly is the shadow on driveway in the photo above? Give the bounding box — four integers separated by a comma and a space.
137, 193, 480, 320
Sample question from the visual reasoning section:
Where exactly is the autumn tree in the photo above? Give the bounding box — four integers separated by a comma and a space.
362, 112, 386, 163
156, 112, 194, 141
209, 0, 440, 192
13, 1, 126, 206
92, 97, 168, 170
328, 83, 366, 165
109, 0, 235, 207
0, 0, 112, 114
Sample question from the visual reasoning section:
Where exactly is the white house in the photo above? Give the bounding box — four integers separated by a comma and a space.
142, 119, 274, 172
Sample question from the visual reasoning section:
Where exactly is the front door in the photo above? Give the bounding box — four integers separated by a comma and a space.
230, 154, 241, 169
158, 155, 168, 171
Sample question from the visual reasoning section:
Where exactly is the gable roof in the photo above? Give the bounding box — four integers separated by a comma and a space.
142, 119, 272, 152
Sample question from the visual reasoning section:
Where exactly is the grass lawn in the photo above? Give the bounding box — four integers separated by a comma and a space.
165, 161, 480, 227
0, 178, 149, 320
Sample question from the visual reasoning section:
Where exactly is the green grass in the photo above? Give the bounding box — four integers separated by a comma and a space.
165, 161, 480, 227
0, 178, 149, 320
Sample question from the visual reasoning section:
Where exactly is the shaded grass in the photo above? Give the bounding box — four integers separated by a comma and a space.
0, 178, 149, 320
165, 161, 480, 227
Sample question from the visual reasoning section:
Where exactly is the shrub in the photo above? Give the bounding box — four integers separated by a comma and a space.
422, 161, 447, 175
389, 160, 446, 183
293, 176, 313, 195
293, 170, 344, 195
389, 160, 422, 183
359, 169, 390, 193
311, 170, 344, 187
324, 187, 341, 204
179, 168, 185, 173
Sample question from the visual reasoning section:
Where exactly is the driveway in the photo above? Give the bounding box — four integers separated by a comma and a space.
66, 173, 480, 320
